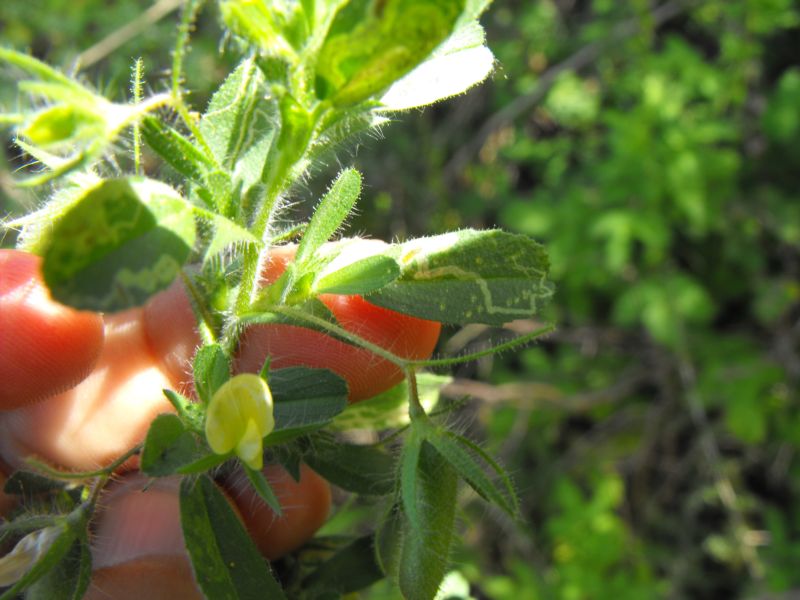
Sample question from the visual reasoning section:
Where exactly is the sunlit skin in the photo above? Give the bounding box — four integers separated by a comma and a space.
0, 245, 440, 595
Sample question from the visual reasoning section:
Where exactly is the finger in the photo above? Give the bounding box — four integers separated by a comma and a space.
221, 464, 331, 560
87, 474, 203, 600
0, 309, 175, 472
0, 250, 104, 409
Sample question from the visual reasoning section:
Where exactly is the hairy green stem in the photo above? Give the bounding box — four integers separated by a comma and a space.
26, 445, 142, 481
131, 58, 144, 175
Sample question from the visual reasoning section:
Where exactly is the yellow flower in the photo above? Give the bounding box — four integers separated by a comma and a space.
205, 374, 275, 470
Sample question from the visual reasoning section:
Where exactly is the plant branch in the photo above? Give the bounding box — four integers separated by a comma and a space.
26, 445, 142, 481
77, 0, 184, 69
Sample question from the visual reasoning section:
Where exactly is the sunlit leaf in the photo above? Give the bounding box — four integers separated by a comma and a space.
368, 229, 551, 325
40, 177, 196, 311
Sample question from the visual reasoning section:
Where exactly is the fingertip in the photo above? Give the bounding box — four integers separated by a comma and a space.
0, 250, 104, 409
87, 474, 203, 600
143, 279, 200, 390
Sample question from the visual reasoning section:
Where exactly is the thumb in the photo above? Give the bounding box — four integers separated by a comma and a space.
0, 250, 104, 409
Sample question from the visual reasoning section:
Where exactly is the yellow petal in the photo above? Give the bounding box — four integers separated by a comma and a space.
237, 418, 264, 470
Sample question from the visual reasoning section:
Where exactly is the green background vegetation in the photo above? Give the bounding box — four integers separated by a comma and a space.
2, 0, 799, 597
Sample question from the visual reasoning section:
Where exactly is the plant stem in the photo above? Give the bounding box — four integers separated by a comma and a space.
406, 367, 427, 420
131, 58, 144, 175
26, 445, 142, 481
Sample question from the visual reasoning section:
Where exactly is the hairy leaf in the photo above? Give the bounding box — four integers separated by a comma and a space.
379, 22, 494, 111
180, 475, 285, 599
399, 441, 458, 600
263, 367, 348, 444
40, 177, 196, 311
427, 429, 518, 516
316, 0, 467, 105
304, 434, 395, 495
140, 414, 201, 477
367, 229, 551, 325
25, 537, 91, 600
200, 58, 266, 170
295, 168, 362, 267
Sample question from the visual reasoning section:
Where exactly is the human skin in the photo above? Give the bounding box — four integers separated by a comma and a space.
0, 245, 440, 595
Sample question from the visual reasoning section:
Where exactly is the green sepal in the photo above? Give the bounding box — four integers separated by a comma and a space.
243, 464, 283, 517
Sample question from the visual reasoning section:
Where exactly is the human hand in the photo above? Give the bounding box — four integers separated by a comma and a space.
0, 246, 440, 598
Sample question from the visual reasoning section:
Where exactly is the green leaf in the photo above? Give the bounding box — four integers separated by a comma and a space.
302, 535, 384, 593
175, 452, 231, 475
316, 0, 467, 105
0, 48, 92, 99
199, 58, 266, 169
399, 429, 423, 530
426, 429, 518, 516
399, 441, 458, 600
220, 0, 302, 61
303, 434, 395, 495
140, 414, 202, 477
193, 344, 231, 405
25, 537, 91, 600
180, 475, 286, 600
295, 168, 362, 268
21, 104, 104, 148
314, 253, 400, 295
140, 117, 216, 184
379, 22, 494, 111
243, 464, 283, 517
375, 505, 404, 578
40, 177, 196, 312
331, 373, 450, 431
367, 229, 551, 325
263, 367, 348, 444
194, 208, 262, 264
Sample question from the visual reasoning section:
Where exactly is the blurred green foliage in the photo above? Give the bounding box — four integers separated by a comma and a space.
1, 0, 799, 598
